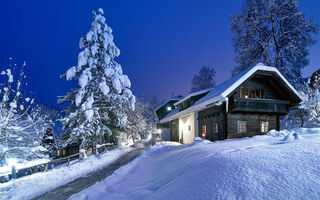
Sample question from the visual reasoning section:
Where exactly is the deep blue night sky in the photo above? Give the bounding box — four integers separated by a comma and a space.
0, 0, 319, 107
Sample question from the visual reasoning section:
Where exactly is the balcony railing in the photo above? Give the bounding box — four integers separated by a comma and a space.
229, 98, 289, 114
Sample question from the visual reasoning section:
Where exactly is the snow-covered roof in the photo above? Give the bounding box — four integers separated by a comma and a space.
155, 96, 184, 112
160, 63, 302, 123
174, 88, 212, 106
160, 107, 179, 122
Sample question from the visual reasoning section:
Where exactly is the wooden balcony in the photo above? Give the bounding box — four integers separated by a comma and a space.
229, 98, 290, 114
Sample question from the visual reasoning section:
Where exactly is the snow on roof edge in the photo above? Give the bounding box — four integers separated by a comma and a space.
173, 88, 212, 106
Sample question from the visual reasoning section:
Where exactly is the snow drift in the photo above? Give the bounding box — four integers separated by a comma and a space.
71, 128, 320, 200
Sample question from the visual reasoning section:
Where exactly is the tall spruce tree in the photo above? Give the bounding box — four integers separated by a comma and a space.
58, 9, 135, 149
191, 66, 216, 92
231, 0, 318, 88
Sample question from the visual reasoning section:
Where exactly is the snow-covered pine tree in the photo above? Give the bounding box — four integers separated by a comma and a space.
41, 128, 57, 157
191, 66, 216, 92
230, 0, 318, 88
59, 8, 135, 150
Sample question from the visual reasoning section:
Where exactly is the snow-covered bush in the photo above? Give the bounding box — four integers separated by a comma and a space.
299, 89, 320, 126
0, 59, 50, 166
59, 9, 135, 149
127, 98, 158, 144
281, 82, 320, 129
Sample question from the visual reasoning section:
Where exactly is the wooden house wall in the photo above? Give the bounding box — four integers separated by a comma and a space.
226, 113, 278, 138
230, 71, 299, 104
231, 78, 277, 100
241, 79, 277, 99
198, 105, 226, 141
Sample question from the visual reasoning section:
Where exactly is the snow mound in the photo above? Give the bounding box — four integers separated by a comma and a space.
194, 136, 203, 141
267, 129, 291, 137
268, 129, 304, 142
70, 129, 320, 200
292, 128, 320, 135
282, 132, 303, 141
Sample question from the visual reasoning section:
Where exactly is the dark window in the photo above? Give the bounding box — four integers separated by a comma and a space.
213, 122, 219, 133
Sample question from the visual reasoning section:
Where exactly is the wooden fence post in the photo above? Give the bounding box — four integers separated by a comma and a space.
11, 165, 17, 179
44, 163, 49, 172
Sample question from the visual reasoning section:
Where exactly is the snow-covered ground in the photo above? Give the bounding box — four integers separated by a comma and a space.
70, 128, 320, 200
0, 147, 131, 200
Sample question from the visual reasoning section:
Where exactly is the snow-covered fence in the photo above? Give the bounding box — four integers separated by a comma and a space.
0, 143, 114, 183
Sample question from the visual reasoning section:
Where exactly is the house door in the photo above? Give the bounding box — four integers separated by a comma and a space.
180, 130, 184, 143
170, 119, 179, 142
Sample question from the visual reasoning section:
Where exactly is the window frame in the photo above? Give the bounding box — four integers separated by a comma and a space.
240, 87, 264, 99
202, 125, 207, 138
213, 122, 219, 133
237, 120, 247, 134
260, 121, 269, 133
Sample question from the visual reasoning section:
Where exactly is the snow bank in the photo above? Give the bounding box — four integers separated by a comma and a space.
0, 148, 131, 200
71, 129, 320, 200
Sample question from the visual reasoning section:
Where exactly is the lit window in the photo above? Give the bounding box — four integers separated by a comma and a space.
261, 121, 269, 133
237, 121, 247, 133
241, 87, 249, 98
202, 125, 207, 138
167, 106, 172, 111
240, 87, 264, 99
214, 122, 219, 133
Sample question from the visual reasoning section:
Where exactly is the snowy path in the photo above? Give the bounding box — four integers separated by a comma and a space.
33, 147, 145, 200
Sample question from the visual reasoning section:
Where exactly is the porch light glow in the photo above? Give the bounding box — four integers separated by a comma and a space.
157, 129, 162, 133
167, 106, 172, 111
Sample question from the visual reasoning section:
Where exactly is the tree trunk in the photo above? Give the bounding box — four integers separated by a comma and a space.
131, 131, 135, 144
300, 111, 304, 127
99, 120, 103, 145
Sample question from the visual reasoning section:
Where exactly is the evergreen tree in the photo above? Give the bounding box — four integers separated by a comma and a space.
58, 9, 135, 149
231, 0, 318, 88
191, 66, 216, 92
41, 128, 57, 157
309, 68, 320, 90
299, 91, 320, 126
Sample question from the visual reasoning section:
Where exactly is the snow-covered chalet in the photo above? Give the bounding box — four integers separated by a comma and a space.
155, 63, 302, 143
